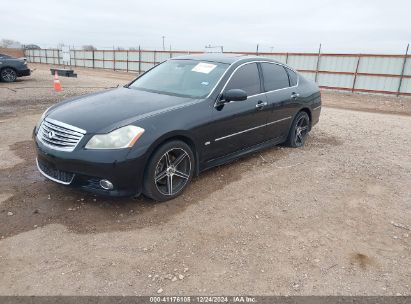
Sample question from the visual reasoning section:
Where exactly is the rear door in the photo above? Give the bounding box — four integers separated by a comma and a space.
203, 62, 270, 161
260, 62, 296, 139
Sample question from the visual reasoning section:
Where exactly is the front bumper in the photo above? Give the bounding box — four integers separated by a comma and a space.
34, 133, 147, 197
17, 68, 31, 77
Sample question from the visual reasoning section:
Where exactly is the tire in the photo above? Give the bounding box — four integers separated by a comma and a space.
285, 111, 310, 148
0, 68, 17, 82
143, 140, 195, 201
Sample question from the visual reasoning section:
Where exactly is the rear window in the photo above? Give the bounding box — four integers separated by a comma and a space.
261, 63, 290, 91
286, 68, 298, 86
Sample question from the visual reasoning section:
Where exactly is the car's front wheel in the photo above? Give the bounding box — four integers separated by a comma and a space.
0, 68, 17, 82
143, 140, 195, 201
285, 111, 310, 147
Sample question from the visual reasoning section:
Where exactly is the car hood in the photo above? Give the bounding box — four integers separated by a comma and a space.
46, 87, 197, 133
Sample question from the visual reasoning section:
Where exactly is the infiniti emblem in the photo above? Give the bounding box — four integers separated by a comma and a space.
48, 131, 55, 139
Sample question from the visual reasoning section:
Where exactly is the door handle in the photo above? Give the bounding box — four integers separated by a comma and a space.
255, 101, 268, 109
291, 92, 300, 99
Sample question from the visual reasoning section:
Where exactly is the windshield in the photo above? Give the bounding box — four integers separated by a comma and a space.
128, 59, 229, 98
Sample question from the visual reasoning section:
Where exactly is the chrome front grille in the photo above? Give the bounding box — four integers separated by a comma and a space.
37, 118, 86, 152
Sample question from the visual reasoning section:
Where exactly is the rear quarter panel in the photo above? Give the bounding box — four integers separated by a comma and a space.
295, 74, 321, 127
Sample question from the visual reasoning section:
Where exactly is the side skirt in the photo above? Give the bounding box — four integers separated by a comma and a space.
200, 136, 286, 172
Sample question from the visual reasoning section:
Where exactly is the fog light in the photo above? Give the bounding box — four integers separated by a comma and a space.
100, 179, 113, 190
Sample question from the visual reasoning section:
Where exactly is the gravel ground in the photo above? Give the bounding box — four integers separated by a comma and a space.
0, 64, 410, 295
0, 64, 134, 118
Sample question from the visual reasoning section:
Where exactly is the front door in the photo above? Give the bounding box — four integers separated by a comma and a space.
203, 62, 270, 162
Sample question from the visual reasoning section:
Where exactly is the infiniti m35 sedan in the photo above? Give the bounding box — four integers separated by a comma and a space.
34, 54, 321, 201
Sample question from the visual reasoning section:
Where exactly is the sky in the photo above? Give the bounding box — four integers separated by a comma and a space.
1, 0, 410, 54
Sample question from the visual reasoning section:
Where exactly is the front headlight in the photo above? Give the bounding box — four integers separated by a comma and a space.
85, 125, 145, 149
35, 107, 51, 130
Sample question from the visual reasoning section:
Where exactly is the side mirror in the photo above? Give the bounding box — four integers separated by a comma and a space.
217, 89, 247, 106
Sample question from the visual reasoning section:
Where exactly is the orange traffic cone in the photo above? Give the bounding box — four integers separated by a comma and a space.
54, 71, 62, 92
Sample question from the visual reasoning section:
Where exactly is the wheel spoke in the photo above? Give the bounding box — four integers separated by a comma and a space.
296, 133, 303, 143
155, 170, 167, 182
174, 170, 189, 180
164, 152, 171, 167
172, 152, 188, 167
167, 175, 173, 195
300, 126, 308, 131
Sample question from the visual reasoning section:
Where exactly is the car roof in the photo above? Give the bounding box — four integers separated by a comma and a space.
170, 53, 281, 65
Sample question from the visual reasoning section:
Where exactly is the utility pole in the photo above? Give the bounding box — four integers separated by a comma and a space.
314, 43, 322, 83
162, 36, 166, 51
256, 44, 259, 55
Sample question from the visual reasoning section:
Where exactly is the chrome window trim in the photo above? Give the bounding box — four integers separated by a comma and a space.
214, 116, 292, 142
167, 57, 298, 102
204, 58, 244, 99
36, 158, 74, 185
214, 60, 299, 106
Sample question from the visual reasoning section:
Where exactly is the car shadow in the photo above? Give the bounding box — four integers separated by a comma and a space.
0, 140, 255, 238
0, 131, 341, 238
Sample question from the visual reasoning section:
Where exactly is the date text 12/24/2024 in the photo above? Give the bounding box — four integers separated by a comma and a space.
149, 296, 257, 303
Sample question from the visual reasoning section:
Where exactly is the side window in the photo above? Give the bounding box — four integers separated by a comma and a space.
225, 63, 261, 96
261, 63, 290, 91
286, 68, 298, 86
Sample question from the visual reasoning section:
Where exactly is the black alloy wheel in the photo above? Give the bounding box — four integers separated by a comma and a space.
143, 140, 194, 201
286, 111, 310, 148
0, 68, 17, 82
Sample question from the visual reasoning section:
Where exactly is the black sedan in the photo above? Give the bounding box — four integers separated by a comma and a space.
34, 54, 321, 201
0, 53, 30, 82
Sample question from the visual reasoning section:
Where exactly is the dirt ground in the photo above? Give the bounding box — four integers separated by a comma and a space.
0, 64, 410, 296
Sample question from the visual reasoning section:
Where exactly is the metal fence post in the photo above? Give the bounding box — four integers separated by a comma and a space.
57, 49, 61, 66
113, 47, 116, 71
92, 50, 95, 69
126, 50, 129, 72
352, 54, 361, 92
397, 43, 409, 96
74, 49, 77, 67
154, 50, 157, 67
285, 52, 289, 64
138, 46, 141, 74
314, 43, 322, 83
44, 49, 48, 64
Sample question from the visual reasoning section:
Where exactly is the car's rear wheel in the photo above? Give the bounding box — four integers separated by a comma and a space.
143, 140, 195, 201
0, 68, 17, 82
285, 111, 310, 147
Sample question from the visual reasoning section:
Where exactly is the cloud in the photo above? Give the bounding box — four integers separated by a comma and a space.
1, 0, 409, 53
